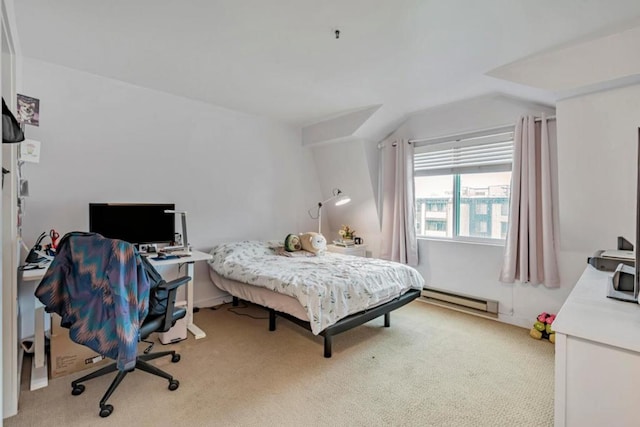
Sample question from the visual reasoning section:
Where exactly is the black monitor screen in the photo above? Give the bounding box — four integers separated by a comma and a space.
89, 203, 175, 245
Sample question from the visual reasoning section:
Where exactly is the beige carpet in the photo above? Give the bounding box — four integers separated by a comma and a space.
6, 301, 554, 427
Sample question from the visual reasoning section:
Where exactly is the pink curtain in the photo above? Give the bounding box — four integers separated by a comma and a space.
380, 139, 418, 266
500, 115, 560, 287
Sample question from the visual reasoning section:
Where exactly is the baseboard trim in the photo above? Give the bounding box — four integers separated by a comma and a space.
417, 298, 534, 330
418, 297, 498, 319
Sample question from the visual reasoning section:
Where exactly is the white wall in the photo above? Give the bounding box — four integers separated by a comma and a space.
311, 138, 381, 257
374, 94, 560, 328
19, 58, 321, 316
556, 83, 640, 293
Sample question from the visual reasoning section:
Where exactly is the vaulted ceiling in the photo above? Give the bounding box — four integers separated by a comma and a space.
14, 0, 640, 133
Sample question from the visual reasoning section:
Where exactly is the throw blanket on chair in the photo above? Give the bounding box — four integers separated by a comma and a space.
35, 232, 150, 371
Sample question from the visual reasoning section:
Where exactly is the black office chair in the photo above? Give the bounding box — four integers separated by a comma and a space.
71, 274, 190, 417
35, 232, 191, 418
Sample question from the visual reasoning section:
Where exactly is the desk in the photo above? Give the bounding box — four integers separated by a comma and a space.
147, 250, 212, 340
19, 249, 212, 391
20, 264, 50, 391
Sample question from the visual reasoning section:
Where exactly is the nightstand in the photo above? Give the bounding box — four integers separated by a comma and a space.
326, 244, 367, 257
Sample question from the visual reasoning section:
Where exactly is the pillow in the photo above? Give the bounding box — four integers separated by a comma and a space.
284, 234, 302, 252
299, 232, 327, 255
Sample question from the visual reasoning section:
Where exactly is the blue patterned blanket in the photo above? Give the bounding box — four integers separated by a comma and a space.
35, 232, 150, 371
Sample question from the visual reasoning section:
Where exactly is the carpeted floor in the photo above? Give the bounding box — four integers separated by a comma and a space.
5, 301, 554, 426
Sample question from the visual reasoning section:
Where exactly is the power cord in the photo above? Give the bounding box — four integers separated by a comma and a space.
226, 300, 269, 320
142, 339, 155, 354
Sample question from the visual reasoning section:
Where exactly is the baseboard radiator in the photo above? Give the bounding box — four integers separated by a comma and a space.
421, 287, 499, 316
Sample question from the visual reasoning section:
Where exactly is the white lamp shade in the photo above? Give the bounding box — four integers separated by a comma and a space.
314, 188, 351, 234
335, 194, 351, 206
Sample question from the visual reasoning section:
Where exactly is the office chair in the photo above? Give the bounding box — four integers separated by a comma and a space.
35, 232, 191, 418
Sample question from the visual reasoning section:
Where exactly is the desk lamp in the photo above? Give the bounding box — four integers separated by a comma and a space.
164, 210, 190, 254
313, 188, 351, 234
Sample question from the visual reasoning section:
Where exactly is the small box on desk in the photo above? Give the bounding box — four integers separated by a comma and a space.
49, 314, 110, 379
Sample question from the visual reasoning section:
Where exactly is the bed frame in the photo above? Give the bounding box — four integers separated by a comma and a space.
232, 288, 421, 358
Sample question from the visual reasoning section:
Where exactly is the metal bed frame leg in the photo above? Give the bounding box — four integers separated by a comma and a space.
232, 296, 239, 307
324, 335, 333, 358
384, 312, 391, 327
269, 309, 276, 331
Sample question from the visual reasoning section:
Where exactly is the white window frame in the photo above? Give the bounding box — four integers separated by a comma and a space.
413, 127, 514, 244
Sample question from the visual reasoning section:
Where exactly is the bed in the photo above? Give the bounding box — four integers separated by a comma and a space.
208, 241, 424, 357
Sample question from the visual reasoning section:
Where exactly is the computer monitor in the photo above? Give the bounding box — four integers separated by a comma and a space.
89, 203, 175, 245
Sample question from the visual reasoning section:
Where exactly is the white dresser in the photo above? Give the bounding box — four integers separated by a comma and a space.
553, 265, 640, 427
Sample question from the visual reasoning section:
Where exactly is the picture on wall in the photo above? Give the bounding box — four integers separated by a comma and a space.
16, 94, 40, 127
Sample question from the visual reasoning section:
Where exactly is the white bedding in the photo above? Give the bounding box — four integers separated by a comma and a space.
208, 241, 424, 334
209, 269, 310, 321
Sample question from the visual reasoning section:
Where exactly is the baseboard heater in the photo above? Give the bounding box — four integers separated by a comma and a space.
421, 287, 499, 316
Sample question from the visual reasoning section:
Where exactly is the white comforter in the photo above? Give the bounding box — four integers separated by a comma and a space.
208, 241, 424, 334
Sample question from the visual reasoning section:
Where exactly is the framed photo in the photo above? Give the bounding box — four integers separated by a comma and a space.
16, 94, 40, 127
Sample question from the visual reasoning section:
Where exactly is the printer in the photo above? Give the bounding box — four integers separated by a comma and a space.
588, 236, 634, 272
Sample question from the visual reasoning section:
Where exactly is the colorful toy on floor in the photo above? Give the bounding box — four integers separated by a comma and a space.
529, 312, 556, 343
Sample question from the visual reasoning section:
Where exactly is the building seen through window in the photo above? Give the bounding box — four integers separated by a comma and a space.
415, 172, 511, 240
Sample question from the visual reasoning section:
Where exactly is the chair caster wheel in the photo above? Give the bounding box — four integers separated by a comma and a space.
71, 384, 85, 396
171, 354, 181, 363
99, 404, 113, 418
168, 380, 179, 391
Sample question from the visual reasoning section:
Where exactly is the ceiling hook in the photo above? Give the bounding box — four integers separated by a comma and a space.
335, 29, 340, 39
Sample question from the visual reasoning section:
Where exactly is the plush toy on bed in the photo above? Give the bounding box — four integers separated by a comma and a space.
284, 234, 302, 252
529, 312, 556, 343
299, 232, 327, 256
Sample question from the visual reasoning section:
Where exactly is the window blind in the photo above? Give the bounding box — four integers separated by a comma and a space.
414, 131, 514, 176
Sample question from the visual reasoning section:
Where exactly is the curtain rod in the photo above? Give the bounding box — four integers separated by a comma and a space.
409, 124, 514, 145
408, 115, 556, 145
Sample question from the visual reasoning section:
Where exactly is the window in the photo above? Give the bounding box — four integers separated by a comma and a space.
414, 129, 513, 242
427, 201, 446, 212
500, 221, 508, 238
427, 220, 446, 231
500, 202, 509, 216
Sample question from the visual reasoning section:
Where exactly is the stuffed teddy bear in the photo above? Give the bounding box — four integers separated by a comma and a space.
299, 232, 327, 256
529, 312, 556, 343
284, 234, 302, 252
